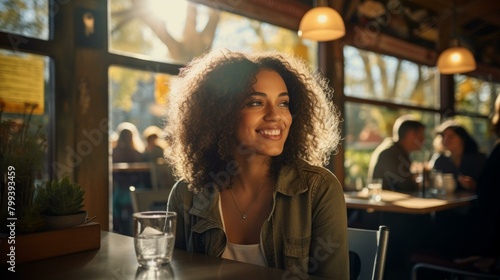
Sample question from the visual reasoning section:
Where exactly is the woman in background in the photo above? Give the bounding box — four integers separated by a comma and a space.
112, 122, 144, 163
112, 122, 145, 235
429, 123, 486, 192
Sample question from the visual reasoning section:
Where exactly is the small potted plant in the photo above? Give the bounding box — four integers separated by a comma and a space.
38, 176, 87, 230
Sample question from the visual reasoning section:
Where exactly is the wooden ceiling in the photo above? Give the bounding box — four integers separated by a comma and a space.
401, 0, 500, 60
193, 0, 500, 69
298, 0, 500, 68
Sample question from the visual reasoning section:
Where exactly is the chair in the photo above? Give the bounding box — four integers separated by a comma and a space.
348, 225, 390, 280
130, 189, 171, 212
149, 161, 177, 191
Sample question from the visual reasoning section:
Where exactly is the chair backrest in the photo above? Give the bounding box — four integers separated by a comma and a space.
149, 161, 177, 191
348, 225, 390, 280
130, 189, 171, 212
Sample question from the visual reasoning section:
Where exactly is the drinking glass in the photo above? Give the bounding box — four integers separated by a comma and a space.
428, 170, 442, 195
367, 178, 383, 202
133, 211, 177, 269
442, 174, 456, 194
432, 171, 444, 195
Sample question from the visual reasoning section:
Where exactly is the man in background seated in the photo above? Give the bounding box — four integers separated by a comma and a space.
368, 115, 425, 191
142, 126, 165, 163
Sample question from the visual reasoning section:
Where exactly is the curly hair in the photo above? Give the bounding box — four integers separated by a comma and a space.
163, 49, 341, 192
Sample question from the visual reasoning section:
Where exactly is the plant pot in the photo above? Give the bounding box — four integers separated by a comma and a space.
44, 210, 88, 230
0, 222, 101, 264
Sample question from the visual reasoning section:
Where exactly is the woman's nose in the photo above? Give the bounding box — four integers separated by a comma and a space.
263, 106, 281, 122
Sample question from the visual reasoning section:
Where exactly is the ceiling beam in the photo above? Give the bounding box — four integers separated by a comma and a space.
188, 0, 309, 30
455, 0, 500, 25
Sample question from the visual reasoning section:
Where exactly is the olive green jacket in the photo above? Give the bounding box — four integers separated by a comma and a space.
167, 160, 349, 279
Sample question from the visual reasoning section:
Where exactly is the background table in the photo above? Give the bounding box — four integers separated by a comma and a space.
345, 190, 477, 279
12, 231, 325, 280
345, 190, 477, 214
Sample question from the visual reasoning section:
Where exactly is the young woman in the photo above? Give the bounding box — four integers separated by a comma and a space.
429, 123, 487, 192
164, 50, 348, 279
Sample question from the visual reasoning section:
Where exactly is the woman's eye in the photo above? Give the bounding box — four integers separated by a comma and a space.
247, 100, 263, 107
278, 101, 289, 107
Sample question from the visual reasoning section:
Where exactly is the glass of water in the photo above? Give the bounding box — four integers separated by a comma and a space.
367, 178, 383, 202
133, 211, 177, 269
432, 171, 444, 195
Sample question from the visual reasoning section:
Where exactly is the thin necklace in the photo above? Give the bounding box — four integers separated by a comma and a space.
228, 184, 268, 220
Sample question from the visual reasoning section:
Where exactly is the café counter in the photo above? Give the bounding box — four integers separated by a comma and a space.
11, 231, 325, 280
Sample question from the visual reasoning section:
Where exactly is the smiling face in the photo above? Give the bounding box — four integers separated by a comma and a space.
235, 69, 292, 159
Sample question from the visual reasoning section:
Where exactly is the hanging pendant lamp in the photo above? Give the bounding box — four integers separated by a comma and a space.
437, 0, 476, 74
437, 46, 476, 74
298, 0, 345, 42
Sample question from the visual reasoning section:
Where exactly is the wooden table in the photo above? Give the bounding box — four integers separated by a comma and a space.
112, 162, 152, 172
13, 231, 324, 280
345, 190, 477, 279
345, 190, 477, 214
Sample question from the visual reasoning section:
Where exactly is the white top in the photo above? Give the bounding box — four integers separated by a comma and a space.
218, 199, 266, 267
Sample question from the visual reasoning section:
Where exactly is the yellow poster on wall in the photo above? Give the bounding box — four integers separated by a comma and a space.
0, 54, 45, 115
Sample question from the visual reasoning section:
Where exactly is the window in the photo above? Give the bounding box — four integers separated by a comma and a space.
455, 75, 498, 115
343, 46, 439, 191
109, 0, 317, 66
344, 46, 438, 108
452, 74, 500, 153
0, 0, 50, 40
0, 49, 52, 183
109, 66, 170, 136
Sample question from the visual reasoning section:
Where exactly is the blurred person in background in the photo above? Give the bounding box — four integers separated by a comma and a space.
142, 125, 165, 163
433, 95, 500, 273
463, 94, 500, 269
112, 122, 144, 163
368, 115, 426, 191
429, 122, 486, 192
112, 122, 145, 235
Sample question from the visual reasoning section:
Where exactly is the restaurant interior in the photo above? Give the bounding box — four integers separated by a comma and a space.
1, 0, 500, 279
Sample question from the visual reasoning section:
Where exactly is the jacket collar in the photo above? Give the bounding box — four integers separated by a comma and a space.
275, 160, 309, 196
189, 160, 310, 218
190, 188, 220, 222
